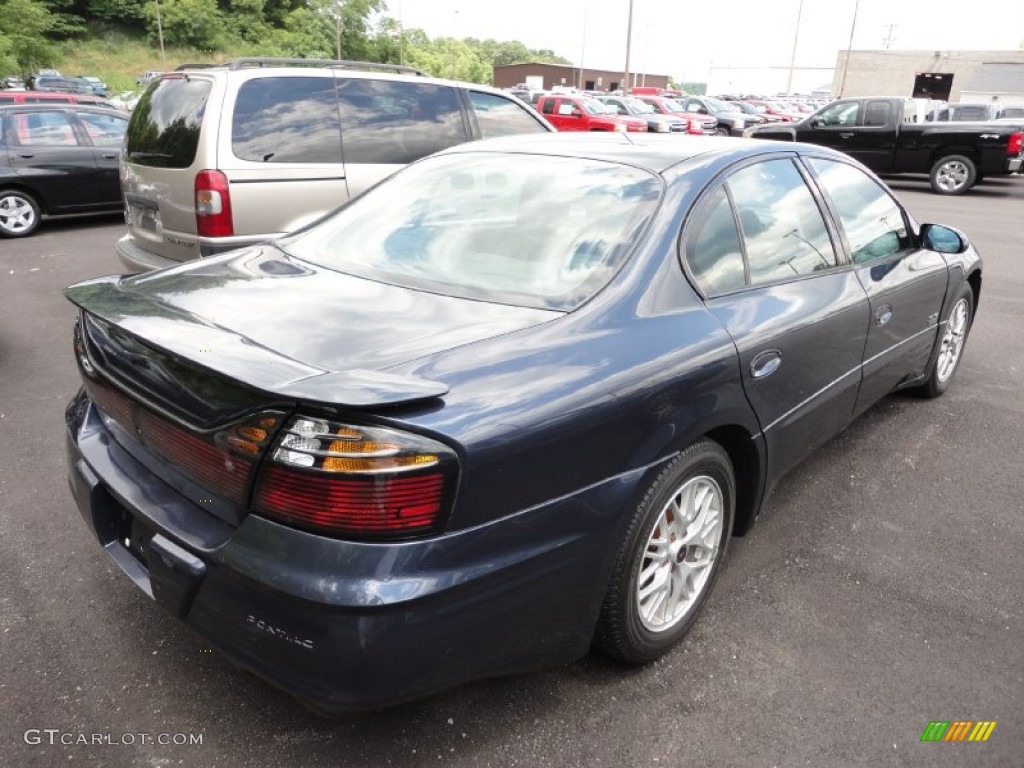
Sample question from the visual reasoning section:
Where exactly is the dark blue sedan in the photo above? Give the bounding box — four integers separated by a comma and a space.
64, 134, 980, 711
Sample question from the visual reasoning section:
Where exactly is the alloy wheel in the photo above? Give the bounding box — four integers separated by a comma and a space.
636, 475, 724, 633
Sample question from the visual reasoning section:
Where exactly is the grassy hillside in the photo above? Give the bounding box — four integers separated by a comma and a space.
55, 26, 239, 92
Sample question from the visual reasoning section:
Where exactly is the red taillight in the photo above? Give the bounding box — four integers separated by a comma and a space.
1008, 132, 1024, 156
138, 409, 254, 503
195, 169, 233, 237
253, 416, 457, 537
254, 466, 445, 534
81, 370, 279, 506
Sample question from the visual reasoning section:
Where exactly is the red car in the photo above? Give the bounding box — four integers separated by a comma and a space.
634, 96, 718, 135
743, 100, 799, 122
536, 95, 647, 132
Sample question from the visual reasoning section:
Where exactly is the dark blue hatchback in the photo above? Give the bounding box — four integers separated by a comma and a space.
65, 134, 981, 711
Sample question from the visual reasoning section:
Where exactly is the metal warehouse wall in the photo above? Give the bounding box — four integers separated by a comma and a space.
832, 50, 1024, 101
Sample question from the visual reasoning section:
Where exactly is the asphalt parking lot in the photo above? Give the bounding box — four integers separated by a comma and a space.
2, 175, 1022, 768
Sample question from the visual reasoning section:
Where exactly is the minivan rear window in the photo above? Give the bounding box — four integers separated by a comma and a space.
125, 76, 210, 168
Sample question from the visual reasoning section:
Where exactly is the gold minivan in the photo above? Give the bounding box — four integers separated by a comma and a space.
116, 58, 555, 272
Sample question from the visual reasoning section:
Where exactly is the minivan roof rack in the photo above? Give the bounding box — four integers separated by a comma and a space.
200, 58, 428, 76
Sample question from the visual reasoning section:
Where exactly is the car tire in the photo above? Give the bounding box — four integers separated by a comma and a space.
0, 189, 41, 237
715, 126, 730, 137
595, 440, 734, 664
913, 285, 974, 398
929, 155, 976, 195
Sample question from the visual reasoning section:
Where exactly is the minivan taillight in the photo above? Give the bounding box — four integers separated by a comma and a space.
253, 417, 458, 538
1008, 132, 1024, 156
195, 170, 233, 237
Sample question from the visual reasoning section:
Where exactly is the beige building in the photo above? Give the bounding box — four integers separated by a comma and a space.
833, 50, 1024, 103
493, 63, 669, 93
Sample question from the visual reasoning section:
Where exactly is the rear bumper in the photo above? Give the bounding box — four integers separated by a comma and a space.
65, 391, 633, 710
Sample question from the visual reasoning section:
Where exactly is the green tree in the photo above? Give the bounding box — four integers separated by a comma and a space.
143, 0, 223, 49
0, 0, 60, 76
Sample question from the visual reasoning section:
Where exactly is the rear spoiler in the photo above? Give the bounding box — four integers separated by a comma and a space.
64, 276, 449, 409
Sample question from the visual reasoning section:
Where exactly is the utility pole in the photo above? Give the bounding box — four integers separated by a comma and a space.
154, 0, 166, 65
785, 0, 804, 95
577, 0, 589, 91
838, 0, 860, 97
881, 24, 897, 49
623, 0, 634, 94
335, 4, 343, 60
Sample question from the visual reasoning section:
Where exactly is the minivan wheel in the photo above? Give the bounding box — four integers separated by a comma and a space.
0, 189, 41, 237
596, 440, 734, 664
929, 155, 976, 195
715, 126, 730, 137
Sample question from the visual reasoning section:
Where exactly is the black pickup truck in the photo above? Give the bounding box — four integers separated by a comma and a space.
746, 96, 1024, 194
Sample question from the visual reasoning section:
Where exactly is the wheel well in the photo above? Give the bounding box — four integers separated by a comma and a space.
0, 185, 46, 214
967, 269, 982, 319
928, 147, 978, 168
705, 425, 761, 537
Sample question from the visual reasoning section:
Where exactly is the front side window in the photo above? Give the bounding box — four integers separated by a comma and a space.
336, 79, 466, 165
467, 91, 548, 138
816, 101, 860, 127
283, 154, 661, 310
808, 158, 910, 263
10, 111, 79, 146
726, 159, 836, 285
232, 76, 341, 163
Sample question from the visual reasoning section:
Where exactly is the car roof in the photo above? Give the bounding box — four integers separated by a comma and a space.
0, 103, 128, 115
169, 61, 513, 96
438, 132, 824, 174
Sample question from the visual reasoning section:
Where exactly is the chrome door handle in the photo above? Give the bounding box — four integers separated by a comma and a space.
839, 132, 855, 139
750, 349, 783, 379
875, 304, 893, 326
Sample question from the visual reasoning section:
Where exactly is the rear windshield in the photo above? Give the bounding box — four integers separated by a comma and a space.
281, 153, 662, 310
125, 76, 211, 168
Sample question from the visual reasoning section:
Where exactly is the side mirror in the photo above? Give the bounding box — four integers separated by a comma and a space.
697, 107, 708, 114
809, 117, 820, 128
920, 223, 969, 254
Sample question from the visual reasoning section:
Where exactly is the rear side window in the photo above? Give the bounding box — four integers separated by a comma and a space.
76, 111, 128, 147
232, 76, 342, 163
727, 160, 836, 285
125, 76, 210, 168
336, 79, 467, 164
686, 187, 746, 295
467, 91, 548, 138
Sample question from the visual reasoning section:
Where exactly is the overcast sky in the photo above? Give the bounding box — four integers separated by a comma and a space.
393, 0, 1024, 81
